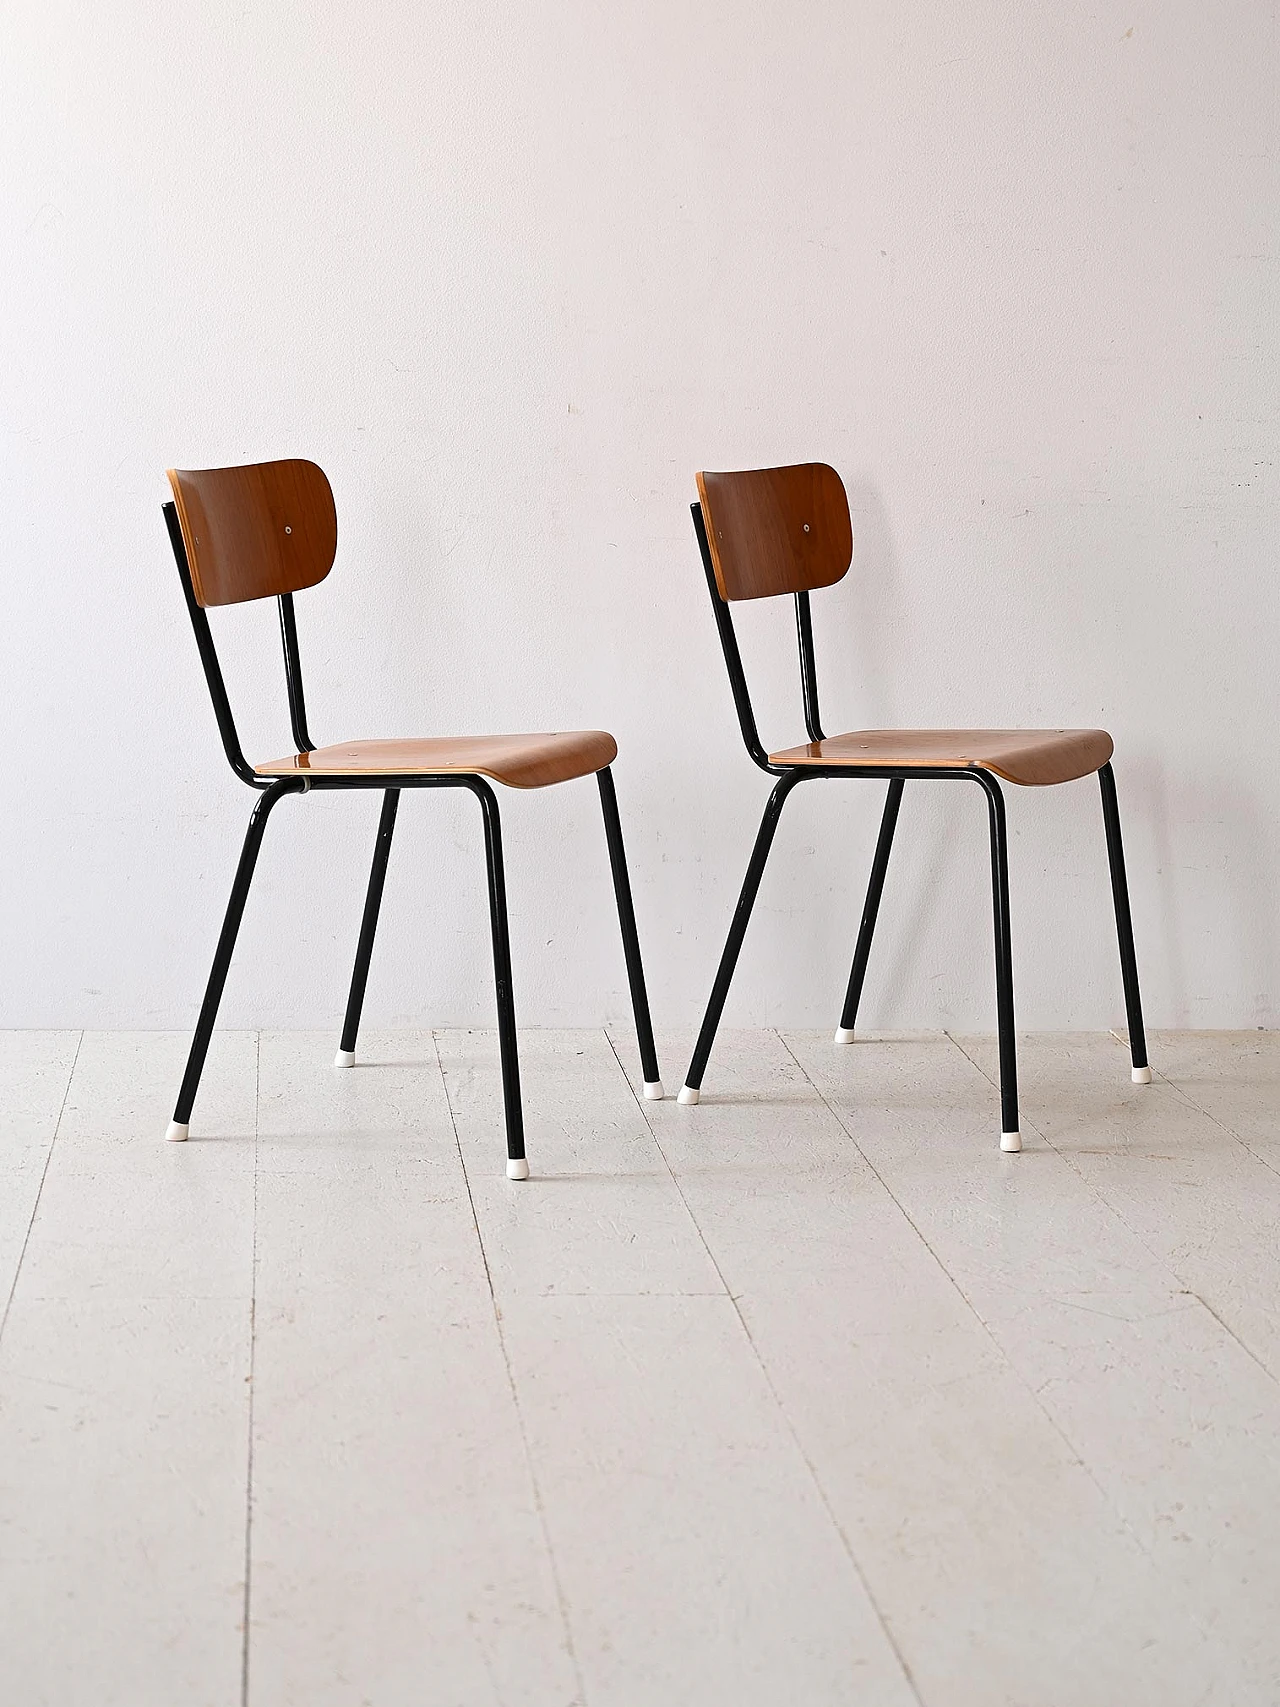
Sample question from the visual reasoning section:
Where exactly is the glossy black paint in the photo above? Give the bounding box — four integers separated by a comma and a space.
684, 498, 1148, 1137
339, 788, 400, 1059
163, 500, 659, 1165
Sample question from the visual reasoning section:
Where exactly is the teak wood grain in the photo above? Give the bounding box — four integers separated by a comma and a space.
769, 728, 1115, 787
696, 464, 853, 602
167, 460, 338, 607
256, 732, 619, 790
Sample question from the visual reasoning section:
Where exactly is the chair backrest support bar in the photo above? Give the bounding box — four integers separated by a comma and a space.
164, 501, 262, 788
692, 501, 776, 774
794, 590, 825, 745
277, 593, 315, 755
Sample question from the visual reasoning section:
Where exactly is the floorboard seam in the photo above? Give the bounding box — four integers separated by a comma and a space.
1139, 1054, 1280, 1187
241, 1031, 261, 1707
1188, 1290, 1279, 1386
781, 1030, 1162, 1557
0, 1030, 82, 1345
951, 1032, 1280, 1390
601, 1030, 733, 1303
814, 1029, 1277, 1669
936, 1026, 1280, 1654
432, 1030, 587, 1707
608, 1028, 925, 1707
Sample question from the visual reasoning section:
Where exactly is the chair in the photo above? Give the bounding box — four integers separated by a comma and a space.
162, 458, 663, 1178
678, 462, 1150, 1151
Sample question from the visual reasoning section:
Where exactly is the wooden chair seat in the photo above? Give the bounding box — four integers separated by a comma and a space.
257, 731, 618, 789
768, 728, 1114, 788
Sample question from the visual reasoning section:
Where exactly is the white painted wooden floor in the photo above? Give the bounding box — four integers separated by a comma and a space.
1, 1028, 1278, 1706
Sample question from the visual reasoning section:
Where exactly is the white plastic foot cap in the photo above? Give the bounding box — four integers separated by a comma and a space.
506, 1158, 530, 1181
1000, 1130, 1022, 1153
1132, 1065, 1152, 1085
166, 1121, 189, 1143
677, 1085, 700, 1106
643, 1080, 666, 1101
833, 1027, 856, 1045
334, 1049, 356, 1069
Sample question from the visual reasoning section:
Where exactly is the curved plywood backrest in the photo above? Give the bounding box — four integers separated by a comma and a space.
696, 463, 853, 601
167, 459, 338, 607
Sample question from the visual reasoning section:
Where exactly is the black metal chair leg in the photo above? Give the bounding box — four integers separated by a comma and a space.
1097, 762, 1151, 1082
596, 768, 663, 1099
680, 771, 804, 1103
971, 770, 1020, 1150
835, 778, 904, 1042
467, 779, 527, 1178
168, 779, 300, 1139
335, 789, 400, 1068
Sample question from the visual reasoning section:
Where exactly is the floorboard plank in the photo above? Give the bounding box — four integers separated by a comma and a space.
5, 1027, 1278, 1707
248, 1031, 579, 1707
625, 1026, 1235, 1705
0, 1030, 256, 1707
436, 1027, 722, 1298
956, 1031, 1280, 1377
502, 1289, 918, 1707
789, 1027, 1280, 1703
1148, 1029, 1280, 1162
453, 1028, 916, 1706
0, 1031, 79, 1324
457, 1031, 921, 1707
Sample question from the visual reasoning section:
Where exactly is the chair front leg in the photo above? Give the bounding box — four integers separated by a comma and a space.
680, 770, 804, 1104
467, 778, 527, 1179
335, 788, 400, 1068
835, 777, 904, 1043
1097, 762, 1151, 1082
970, 770, 1020, 1151
167, 778, 299, 1140
596, 767, 663, 1099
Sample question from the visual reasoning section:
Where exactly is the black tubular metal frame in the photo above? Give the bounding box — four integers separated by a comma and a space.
685, 500, 1149, 1142
163, 501, 661, 1167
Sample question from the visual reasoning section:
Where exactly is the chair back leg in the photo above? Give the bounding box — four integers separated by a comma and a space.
336, 788, 401, 1067
467, 779, 527, 1178
836, 778, 904, 1042
596, 768, 663, 1097
680, 770, 804, 1102
970, 771, 1021, 1150
168, 778, 300, 1138
1097, 763, 1151, 1081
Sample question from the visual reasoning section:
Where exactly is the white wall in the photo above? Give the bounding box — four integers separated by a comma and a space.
1, 1, 1276, 1037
